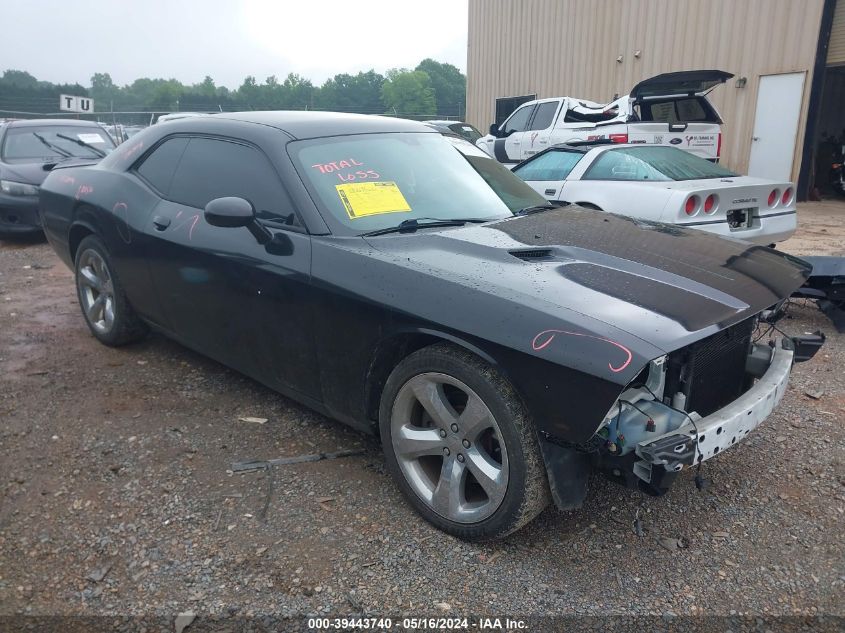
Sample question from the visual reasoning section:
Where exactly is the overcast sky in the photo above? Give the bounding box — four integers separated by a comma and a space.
1, 0, 469, 88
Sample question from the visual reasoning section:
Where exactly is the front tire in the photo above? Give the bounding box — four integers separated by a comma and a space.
74, 235, 148, 346
379, 343, 550, 541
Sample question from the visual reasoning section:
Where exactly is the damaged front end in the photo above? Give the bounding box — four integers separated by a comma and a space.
594, 311, 823, 495
545, 310, 824, 505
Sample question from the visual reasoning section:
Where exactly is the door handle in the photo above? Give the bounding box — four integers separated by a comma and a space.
752, 137, 760, 141
152, 216, 171, 231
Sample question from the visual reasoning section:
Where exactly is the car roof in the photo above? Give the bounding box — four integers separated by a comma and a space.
5, 118, 105, 128
193, 111, 433, 139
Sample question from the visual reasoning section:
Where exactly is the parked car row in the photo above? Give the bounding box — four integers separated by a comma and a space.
0, 119, 116, 238
34, 111, 822, 541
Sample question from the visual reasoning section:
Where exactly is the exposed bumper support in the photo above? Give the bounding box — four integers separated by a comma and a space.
636, 342, 794, 474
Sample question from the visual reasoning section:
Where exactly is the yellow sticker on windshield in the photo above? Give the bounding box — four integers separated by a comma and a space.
335, 182, 411, 219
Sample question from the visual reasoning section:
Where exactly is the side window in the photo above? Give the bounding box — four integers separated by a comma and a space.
529, 102, 559, 131
513, 150, 584, 181
168, 137, 299, 226
502, 105, 535, 135
135, 137, 189, 195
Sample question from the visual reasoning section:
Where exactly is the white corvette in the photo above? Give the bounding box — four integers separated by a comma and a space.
512, 143, 797, 245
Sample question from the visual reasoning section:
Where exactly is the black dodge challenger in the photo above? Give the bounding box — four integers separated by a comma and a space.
39, 112, 819, 541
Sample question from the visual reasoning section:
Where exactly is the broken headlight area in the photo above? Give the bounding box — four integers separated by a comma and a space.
587, 313, 823, 496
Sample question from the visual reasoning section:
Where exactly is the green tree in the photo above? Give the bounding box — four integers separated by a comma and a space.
281, 73, 314, 109
381, 69, 436, 118
415, 59, 466, 118
315, 70, 384, 113
1, 69, 39, 89
195, 75, 217, 99
90, 72, 121, 107
237, 75, 260, 108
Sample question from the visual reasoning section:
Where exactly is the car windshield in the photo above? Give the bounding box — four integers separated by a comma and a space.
290, 132, 546, 234
447, 123, 482, 143
513, 149, 585, 181
584, 146, 737, 181
1, 125, 116, 162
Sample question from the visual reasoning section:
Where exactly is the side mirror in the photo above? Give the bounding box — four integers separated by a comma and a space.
204, 196, 255, 228
204, 196, 273, 246
489, 123, 499, 137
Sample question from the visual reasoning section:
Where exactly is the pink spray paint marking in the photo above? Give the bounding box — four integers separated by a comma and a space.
531, 329, 633, 373
188, 214, 199, 241
59, 174, 76, 185
75, 185, 94, 200
169, 212, 200, 241
122, 141, 144, 160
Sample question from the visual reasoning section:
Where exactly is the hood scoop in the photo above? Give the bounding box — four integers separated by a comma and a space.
509, 248, 553, 262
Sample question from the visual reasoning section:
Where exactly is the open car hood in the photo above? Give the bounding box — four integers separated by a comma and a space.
630, 70, 734, 101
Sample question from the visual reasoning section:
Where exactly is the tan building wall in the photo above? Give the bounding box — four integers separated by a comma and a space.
467, 0, 827, 180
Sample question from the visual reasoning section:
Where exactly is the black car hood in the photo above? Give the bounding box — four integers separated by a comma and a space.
0, 161, 52, 186
365, 207, 810, 358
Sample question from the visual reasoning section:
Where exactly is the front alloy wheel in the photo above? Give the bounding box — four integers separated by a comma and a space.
391, 372, 509, 524
380, 343, 550, 541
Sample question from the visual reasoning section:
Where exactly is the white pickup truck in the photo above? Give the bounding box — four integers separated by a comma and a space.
478, 70, 733, 165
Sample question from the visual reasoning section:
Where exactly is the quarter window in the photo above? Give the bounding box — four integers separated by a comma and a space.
167, 137, 299, 226
135, 137, 189, 195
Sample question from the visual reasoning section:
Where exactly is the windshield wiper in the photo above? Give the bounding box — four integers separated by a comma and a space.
362, 217, 490, 237
31, 132, 73, 159
514, 203, 561, 216
55, 133, 106, 157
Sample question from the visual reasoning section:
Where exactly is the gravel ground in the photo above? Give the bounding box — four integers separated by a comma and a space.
1, 204, 844, 628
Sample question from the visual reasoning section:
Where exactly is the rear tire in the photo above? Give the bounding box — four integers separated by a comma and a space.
74, 235, 148, 346
379, 343, 550, 541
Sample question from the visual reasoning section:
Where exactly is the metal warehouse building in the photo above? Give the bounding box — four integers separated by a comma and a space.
467, 0, 845, 199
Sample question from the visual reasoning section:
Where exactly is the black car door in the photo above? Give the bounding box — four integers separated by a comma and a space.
137, 135, 320, 399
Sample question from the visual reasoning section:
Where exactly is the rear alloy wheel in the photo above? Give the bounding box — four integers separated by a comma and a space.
75, 235, 147, 346
77, 248, 116, 335
380, 343, 549, 541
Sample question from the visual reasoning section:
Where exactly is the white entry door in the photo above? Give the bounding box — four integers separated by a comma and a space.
748, 72, 806, 181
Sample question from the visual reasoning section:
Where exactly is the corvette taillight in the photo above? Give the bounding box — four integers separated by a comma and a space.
704, 194, 716, 214
768, 189, 779, 207
781, 187, 793, 205
685, 196, 699, 215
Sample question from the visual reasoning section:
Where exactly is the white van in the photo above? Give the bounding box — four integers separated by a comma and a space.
478, 70, 732, 165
